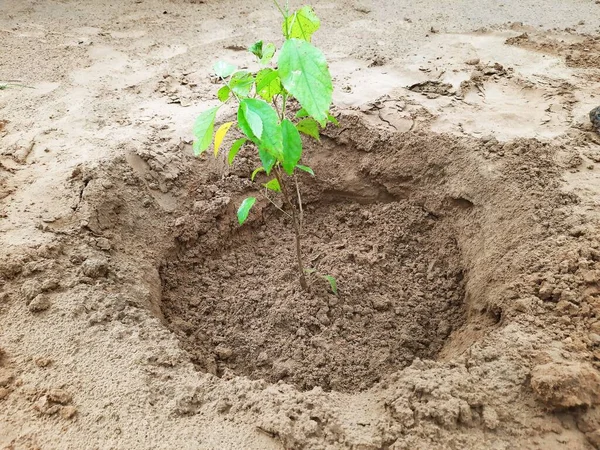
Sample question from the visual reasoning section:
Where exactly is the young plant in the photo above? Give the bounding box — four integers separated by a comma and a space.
192, 1, 338, 292
0, 81, 33, 90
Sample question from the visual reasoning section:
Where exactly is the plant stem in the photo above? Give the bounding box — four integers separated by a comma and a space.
274, 167, 308, 290
281, 92, 288, 120
261, 189, 292, 219
270, 4, 305, 289
225, 77, 240, 103
294, 175, 304, 231
274, 0, 290, 39
272, 0, 287, 21
272, 96, 282, 120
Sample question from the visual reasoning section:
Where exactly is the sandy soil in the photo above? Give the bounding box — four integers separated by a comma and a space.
2, 0, 600, 449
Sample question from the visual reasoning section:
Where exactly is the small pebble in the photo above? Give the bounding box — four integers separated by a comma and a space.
48, 388, 72, 405
60, 405, 77, 419
482, 406, 499, 430
28, 294, 51, 312
81, 257, 109, 278
214, 345, 233, 360
35, 357, 52, 368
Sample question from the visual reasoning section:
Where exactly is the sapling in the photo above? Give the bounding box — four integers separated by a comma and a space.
0, 81, 33, 90
192, 1, 338, 293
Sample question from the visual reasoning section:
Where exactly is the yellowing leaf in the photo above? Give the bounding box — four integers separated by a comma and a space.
214, 122, 233, 156
282, 6, 320, 42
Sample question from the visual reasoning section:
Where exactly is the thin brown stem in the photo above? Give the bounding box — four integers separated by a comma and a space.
294, 175, 304, 231
272, 95, 281, 119
281, 93, 288, 121
261, 189, 292, 219
274, 167, 308, 290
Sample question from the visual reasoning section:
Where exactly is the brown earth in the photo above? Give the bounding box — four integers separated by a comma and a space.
3, 0, 600, 449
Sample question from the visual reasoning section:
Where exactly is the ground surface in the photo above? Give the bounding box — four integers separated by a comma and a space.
2, 0, 600, 449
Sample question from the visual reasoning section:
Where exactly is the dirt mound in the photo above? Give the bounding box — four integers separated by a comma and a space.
506, 31, 600, 71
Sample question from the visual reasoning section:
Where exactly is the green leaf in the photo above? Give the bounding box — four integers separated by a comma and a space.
237, 98, 283, 158
296, 118, 320, 141
258, 147, 277, 174
324, 275, 338, 295
327, 113, 339, 126
261, 43, 276, 65
237, 197, 257, 225
240, 103, 263, 139
281, 119, 302, 175
297, 165, 315, 176
214, 61, 236, 78
304, 268, 317, 274
282, 6, 320, 42
263, 178, 281, 192
228, 138, 247, 165
256, 68, 283, 103
217, 85, 231, 102
229, 71, 254, 98
249, 40, 263, 59
251, 167, 265, 181
295, 108, 309, 118
192, 107, 219, 156
278, 38, 333, 123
